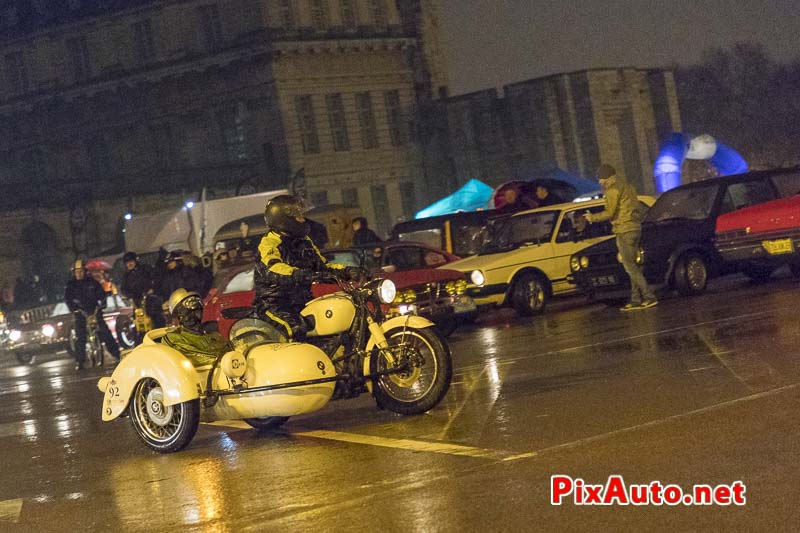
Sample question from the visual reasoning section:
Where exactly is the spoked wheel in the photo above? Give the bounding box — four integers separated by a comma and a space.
243, 417, 289, 431
129, 378, 200, 453
371, 327, 452, 415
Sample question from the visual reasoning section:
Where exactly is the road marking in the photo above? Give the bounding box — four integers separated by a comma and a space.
204, 421, 535, 461
295, 429, 535, 461
535, 382, 800, 455
0, 498, 22, 523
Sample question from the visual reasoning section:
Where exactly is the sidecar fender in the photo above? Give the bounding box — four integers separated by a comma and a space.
98, 344, 203, 422
363, 315, 435, 393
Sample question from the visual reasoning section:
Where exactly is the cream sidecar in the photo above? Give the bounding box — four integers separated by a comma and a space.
98, 328, 335, 453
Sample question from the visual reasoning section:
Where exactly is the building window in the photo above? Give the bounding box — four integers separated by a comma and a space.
310, 190, 329, 207
384, 90, 406, 146
295, 95, 320, 154
4, 51, 28, 94
132, 19, 156, 62
355, 92, 379, 149
277, 0, 295, 29
310, 0, 328, 31
67, 36, 92, 82
326, 93, 350, 152
340, 0, 357, 28
369, 0, 387, 28
342, 187, 359, 207
370, 183, 390, 235
218, 105, 248, 162
198, 4, 223, 51
399, 181, 416, 218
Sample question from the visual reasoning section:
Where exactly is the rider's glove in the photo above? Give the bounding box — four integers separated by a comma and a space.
344, 266, 368, 282
291, 268, 314, 285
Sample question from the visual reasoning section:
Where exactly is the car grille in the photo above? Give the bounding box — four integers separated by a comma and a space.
586, 252, 619, 268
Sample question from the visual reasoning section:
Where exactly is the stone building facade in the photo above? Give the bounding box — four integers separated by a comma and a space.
443, 68, 682, 194
0, 0, 447, 291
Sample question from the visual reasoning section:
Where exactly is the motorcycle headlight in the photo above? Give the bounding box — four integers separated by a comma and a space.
9, 329, 21, 342
635, 247, 645, 265
42, 324, 55, 338
580, 256, 589, 269
570, 256, 581, 272
378, 279, 397, 304
470, 270, 485, 287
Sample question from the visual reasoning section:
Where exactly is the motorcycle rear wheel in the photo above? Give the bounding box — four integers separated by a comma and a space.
243, 417, 289, 431
372, 327, 452, 415
129, 378, 200, 453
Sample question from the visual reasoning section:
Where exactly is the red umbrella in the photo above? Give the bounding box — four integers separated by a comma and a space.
85, 259, 113, 271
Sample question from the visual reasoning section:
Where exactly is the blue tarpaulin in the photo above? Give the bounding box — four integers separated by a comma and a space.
415, 179, 494, 219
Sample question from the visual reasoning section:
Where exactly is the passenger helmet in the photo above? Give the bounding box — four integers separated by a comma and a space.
264, 195, 309, 238
71, 259, 84, 271
167, 288, 202, 315
123, 251, 138, 263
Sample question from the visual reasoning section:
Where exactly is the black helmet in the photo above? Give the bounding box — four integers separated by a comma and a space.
123, 251, 138, 263
264, 195, 309, 238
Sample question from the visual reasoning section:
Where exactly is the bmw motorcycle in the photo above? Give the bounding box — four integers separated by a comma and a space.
98, 275, 452, 453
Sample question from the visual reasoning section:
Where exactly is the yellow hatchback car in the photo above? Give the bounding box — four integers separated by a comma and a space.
441, 196, 655, 316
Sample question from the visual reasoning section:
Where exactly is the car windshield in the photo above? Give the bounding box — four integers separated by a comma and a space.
645, 184, 720, 222
481, 211, 557, 253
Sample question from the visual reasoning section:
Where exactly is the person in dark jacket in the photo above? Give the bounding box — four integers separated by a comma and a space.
534, 184, 559, 207
351, 216, 382, 246
64, 259, 120, 370
254, 195, 352, 340
159, 251, 187, 302
121, 252, 165, 329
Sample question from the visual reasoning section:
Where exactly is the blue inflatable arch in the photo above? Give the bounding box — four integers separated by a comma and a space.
653, 133, 748, 193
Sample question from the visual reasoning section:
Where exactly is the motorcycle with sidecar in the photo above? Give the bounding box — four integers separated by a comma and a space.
98, 276, 452, 453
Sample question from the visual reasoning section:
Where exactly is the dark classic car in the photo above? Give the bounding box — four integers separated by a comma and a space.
715, 193, 800, 280
570, 167, 800, 299
203, 241, 477, 338
2, 295, 133, 364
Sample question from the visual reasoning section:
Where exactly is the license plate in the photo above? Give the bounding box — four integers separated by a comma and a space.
591, 275, 618, 287
762, 238, 794, 255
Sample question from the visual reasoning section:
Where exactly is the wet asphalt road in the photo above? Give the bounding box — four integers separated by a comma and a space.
1, 271, 799, 532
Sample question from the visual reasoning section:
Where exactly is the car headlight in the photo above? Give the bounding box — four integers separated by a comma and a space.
570, 256, 581, 272
9, 329, 21, 342
378, 279, 397, 304
470, 270, 485, 287
42, 324, 55, 338
580, 256, 589, 269
635, 247, 645, 265
393, 289, 417, 304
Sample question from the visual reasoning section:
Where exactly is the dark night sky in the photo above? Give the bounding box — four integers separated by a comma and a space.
437, 0, 800, 95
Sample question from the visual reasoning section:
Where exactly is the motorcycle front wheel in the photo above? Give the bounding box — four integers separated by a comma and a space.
129, 378, 200, 453
371, 327, 452, 415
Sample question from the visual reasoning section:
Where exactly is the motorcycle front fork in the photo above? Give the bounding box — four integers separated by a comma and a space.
366, 317, 397, 366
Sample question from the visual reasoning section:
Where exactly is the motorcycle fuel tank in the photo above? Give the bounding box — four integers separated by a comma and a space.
301, 293, 355, 337
205, 342, 336, 420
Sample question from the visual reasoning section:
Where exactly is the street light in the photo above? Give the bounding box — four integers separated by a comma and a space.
184, 201, 195, 209
124, 212, 133, 220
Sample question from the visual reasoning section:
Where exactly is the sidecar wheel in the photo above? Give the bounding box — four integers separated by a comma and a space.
129, 378, 200, 453
243, 416, 289, 431
372, 327, 452, 415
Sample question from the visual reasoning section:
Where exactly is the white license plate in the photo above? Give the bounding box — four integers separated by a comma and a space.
762, 238, 794, 255
592, 275, 618, 287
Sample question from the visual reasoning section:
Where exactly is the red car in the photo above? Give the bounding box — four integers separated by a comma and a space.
715, 194, 800, 280
203, 242, 477, 337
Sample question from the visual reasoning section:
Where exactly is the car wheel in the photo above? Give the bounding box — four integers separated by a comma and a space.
674, 253, 708, 295
115, 314, 138, 349
742, 263, 774, 283
15, 352, 35, 365
511, 272, 548, 316
433, 319, 459, 337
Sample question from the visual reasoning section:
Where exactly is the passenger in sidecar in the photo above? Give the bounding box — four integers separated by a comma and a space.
162, 289, 231, 367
